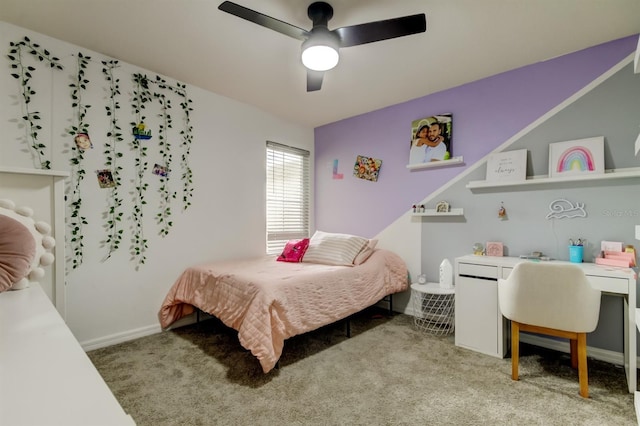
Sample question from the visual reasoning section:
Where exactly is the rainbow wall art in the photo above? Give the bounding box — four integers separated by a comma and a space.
549, 137, 604, 178
556, 146, 595, 173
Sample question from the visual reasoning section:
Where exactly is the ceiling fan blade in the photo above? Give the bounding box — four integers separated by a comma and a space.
307, 70, 324, 92
218, 1, 309, 41
334, 13, 426, 48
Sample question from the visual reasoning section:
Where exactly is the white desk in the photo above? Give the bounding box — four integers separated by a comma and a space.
0, 283, 135, 426
454, 255, 637, 394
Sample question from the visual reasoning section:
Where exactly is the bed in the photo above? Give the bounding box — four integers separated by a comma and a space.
158, 246, 408, 373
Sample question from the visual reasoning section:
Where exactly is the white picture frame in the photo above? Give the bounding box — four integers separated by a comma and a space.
485, 149, 527, 182
548, 136, 605, 178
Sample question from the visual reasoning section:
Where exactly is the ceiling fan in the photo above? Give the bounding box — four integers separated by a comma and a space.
218, 1, 426, 92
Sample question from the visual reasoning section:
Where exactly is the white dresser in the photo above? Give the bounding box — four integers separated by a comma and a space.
0, 283, 135, 426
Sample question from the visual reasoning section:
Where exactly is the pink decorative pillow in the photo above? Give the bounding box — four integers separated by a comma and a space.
0, 215, 36, 292
277, 238, 310, 263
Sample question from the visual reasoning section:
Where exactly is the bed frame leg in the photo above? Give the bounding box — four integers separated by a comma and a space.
388, 294, 393, 314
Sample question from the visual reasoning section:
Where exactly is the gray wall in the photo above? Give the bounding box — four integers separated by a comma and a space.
421, 63, 640, 353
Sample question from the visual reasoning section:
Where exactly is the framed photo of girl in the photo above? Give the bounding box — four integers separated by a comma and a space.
409, 113, 452, 165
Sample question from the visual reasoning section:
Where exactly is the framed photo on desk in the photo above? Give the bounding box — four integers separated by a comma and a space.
486, 242, 503, 257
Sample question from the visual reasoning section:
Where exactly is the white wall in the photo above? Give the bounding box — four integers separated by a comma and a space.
0, 21, 314, 348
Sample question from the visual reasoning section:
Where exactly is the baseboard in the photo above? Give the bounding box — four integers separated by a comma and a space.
80, 311, 215, 352
80, 324, 162, 351
519, 333, 625, 366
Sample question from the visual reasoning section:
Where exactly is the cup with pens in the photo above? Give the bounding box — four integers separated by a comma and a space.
569, 238, 584, 263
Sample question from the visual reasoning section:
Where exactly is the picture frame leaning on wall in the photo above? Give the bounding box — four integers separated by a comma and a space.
548, 136, 604, 178
485, 149, 527, 182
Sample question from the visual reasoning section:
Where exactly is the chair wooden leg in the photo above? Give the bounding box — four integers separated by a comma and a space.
577, 333, 589, 398
511, 321, 520, 381
570, 338, 578, 369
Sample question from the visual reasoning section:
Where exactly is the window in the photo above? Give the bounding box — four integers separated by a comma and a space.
266, 141, 310, 254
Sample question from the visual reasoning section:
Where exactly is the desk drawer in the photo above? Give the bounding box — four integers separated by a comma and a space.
587, 275, 628, 294
501, 267, 513, 279
458, 263, 498, 279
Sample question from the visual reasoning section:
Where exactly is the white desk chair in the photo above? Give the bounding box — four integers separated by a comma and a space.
498, 262, 601, 398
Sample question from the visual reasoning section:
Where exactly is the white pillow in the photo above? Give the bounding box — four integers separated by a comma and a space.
353, 239, 378, 265
302, 231, 369, 266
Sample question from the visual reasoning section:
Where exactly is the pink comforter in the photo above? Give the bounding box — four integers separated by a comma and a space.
158, 249, 408, 373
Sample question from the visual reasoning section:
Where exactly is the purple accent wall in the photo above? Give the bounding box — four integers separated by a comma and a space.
314, 36, 637, 238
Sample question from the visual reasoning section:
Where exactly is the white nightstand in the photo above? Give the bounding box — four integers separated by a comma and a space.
411, 282, 455, 335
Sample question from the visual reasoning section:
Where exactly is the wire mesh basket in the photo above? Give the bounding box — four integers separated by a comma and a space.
411, 283, 455, 335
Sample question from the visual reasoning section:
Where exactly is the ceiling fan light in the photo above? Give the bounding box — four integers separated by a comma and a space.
301, 44, 339, 71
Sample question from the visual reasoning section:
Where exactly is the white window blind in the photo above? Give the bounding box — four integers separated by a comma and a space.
266, 141, 310, 254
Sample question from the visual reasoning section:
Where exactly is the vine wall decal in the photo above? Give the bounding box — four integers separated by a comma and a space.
127, 74, 196, 267
7, 37, 196, 271
7, 36, 64, 169
67, 52, 92, 270
153, 89, 176, 237
130, 73, 152, 268
156, 76, 194, 210
101, 59, 124, 259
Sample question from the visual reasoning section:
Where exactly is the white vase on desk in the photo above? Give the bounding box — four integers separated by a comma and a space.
439, 258, 453, 289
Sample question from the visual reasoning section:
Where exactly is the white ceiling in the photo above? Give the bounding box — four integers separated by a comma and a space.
1, 0, 639, 128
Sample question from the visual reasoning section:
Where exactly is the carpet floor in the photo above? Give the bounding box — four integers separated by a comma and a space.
88, 308, 636, 425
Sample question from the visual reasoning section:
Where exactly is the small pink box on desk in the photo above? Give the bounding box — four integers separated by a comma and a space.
595, 251, 635, 267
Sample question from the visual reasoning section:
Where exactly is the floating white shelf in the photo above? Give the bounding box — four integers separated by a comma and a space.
406, 156, 464, 170
466, 167, 640, 190
413, 208, 464, 217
